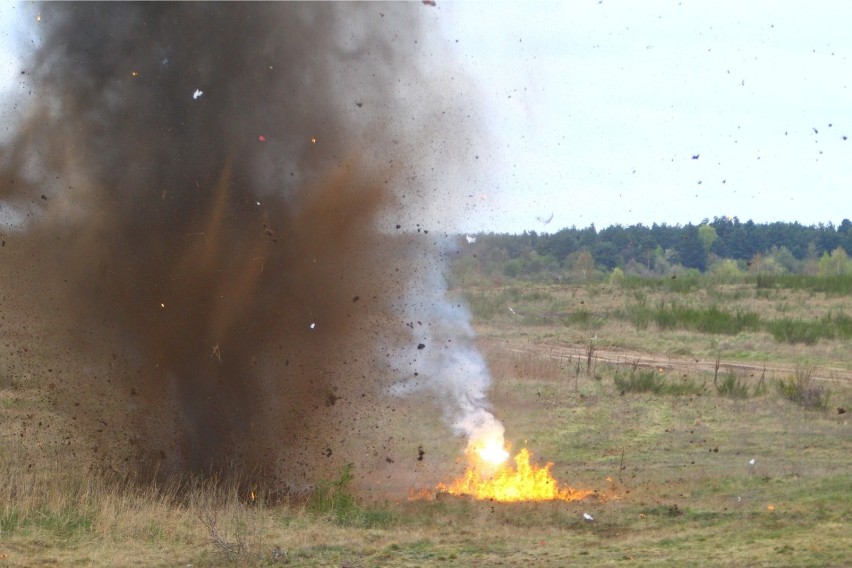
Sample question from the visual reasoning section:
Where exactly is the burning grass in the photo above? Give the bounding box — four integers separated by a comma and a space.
435, 448, 597, 503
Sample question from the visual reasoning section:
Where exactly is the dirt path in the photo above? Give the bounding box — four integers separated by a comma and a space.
490, 338, 852, 385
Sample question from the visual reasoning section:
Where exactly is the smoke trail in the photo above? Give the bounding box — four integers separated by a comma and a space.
0, 3, 494, 491
389, 238, 505, 454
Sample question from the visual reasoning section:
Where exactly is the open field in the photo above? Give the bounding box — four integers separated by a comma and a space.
1, 277, 850, 566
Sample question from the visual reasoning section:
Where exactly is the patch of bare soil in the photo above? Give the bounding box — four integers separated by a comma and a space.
492, 338, 852, 385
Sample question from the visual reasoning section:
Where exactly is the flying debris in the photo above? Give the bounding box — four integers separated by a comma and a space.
465, 235, 476, 244
691, 154, 699, 159
536, 212, 554, 225
583, 513, 594, 521
749, 458, 756, 465
1, 1, 495, 494
508, 306, 516, 315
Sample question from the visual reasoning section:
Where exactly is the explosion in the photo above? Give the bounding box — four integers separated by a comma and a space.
0, 2, 487, 491
1, 2, 593, 505
473, 436, 510, 467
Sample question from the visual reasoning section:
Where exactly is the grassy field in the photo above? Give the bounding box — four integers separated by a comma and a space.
1, 277, 850, 566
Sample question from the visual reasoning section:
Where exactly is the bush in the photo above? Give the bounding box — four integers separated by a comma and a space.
766, 318, 821, 345
652, 303, 760, 335
614, 369, 666, 393
715, 371, 750, 398
768, 312, 852, 344
614, 369, 701, 395
755, 273, 852, 296
623, 303, 652, 330
464, 290, 512, 320
307, 464, 394, 528
565, 309, 592, 326
776, 364, 830, 410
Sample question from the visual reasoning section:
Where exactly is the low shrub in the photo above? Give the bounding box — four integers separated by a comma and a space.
614, 369, 701, 395
715, 371, 750, 399
768, 312, 852, 344
614, 369, 666, 394
307, 464, 394, 528
776, 364, 830, 410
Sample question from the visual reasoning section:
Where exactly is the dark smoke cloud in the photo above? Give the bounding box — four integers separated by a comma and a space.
1, 2, 483, 491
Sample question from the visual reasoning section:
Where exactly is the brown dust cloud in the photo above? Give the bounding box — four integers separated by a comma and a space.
0, 3, 489, 495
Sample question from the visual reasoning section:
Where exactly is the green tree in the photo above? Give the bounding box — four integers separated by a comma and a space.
567, 250, 596, 281
677, 224, 708, 271
818, 247, 851, 276
766, 245, 799, 273
709, 258, 743, 282
698, 223, 718, 252
502, 258, 523, 278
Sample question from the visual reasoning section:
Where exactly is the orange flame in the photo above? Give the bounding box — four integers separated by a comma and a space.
437, 448, 594, 502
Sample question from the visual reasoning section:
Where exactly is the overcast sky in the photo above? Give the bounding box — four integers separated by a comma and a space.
434, 0, 851, 233
2, 1, 850, 235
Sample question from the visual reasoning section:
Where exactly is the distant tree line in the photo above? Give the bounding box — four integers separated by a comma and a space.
452, 217, 852, 284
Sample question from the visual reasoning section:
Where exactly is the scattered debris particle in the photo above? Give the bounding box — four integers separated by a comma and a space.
192, 89, 203, 99
583, 513, 594, 521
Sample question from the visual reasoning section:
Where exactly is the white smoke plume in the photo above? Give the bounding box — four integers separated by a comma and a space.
389, 237, 505, 454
